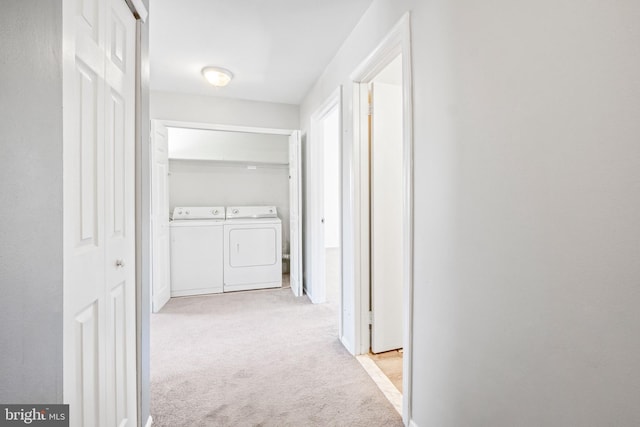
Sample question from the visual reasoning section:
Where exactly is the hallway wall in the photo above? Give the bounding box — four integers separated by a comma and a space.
150, 90, 299, 129
300, 1, 640, 426
0, 0, 63, 404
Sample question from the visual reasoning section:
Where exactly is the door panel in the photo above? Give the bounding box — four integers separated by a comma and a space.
77, 63, 100, 246
79, 0, 98, 36
64, 0, 137, 425
370, 82, 404, 354
108, 91, 125, 237
104, 1, 136, 425
74, 302, 99, 427
64, 0, 106, 424
108, 282, 128, 426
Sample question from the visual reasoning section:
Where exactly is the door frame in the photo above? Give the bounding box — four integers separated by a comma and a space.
131, 3, 149, 426
349, 12, 414, 424
307, 87, 342, 305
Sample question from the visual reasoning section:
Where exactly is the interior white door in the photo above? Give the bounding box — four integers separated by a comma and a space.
63, 0, 137, 425
311, 117, 327, 304
151, 121, 171, 312
104, 1, 137, 424
289, 131, 303, 296
370, 82, 404, 353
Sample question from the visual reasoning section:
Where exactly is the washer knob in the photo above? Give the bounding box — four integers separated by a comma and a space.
185, 210, 190, 215
233, 209, 239, 214
213, 209, 219, 214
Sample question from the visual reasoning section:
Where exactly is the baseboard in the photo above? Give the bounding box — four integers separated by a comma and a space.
145, 415, 153, 427
307, 289, 326, 304
223, 281, 282, 292
339, 334, 355, 355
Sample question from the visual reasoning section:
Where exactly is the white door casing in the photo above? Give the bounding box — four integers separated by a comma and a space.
370, 82, 404, 353
348, 12, 414, 424
63, 0, 137, 425
289, 130, 303, 297
151, 121, 171, 312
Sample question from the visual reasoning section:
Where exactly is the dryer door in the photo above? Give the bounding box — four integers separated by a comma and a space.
224, 223, 283, 290
229, 227, 278, 267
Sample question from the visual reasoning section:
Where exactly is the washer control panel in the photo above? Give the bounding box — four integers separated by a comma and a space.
171, 206, 225, 220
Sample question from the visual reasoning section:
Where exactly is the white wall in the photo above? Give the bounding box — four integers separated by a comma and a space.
168, 160, 291, 263
301, 1, 640, 426
151, 90, 299, 129
168, 127, 289, 164
0, 0, 63, 403
323, 107, 341, 248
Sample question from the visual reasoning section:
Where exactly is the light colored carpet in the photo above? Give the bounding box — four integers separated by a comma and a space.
150, 284, 403, 426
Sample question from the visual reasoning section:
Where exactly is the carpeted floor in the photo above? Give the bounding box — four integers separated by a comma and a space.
150, 281, 403, 426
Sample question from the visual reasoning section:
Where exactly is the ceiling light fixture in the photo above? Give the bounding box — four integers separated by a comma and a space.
201, 66, 233, 87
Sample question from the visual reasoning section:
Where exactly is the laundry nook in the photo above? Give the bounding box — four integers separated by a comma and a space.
151, 123, 300, 306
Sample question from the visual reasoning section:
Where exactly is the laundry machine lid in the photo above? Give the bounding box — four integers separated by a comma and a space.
171, 206, 225, 220
226, 206, 278, 219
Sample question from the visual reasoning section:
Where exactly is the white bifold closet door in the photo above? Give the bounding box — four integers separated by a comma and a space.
151, 121, 171, 312
63, 0, 137, 426
289, 130, 303, 297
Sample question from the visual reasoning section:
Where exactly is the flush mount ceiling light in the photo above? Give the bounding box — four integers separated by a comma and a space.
201, 66, 233, 87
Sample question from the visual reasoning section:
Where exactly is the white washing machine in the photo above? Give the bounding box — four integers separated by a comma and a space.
223, 206, 282, 292
170, 206, 225, 297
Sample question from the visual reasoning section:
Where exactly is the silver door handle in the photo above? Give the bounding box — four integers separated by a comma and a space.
115, 259, 125, 268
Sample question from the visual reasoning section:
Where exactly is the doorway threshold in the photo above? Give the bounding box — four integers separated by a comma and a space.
356, 354, 402, 416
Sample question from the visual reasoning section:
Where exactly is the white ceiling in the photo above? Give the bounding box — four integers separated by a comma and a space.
149, 0, 373, 105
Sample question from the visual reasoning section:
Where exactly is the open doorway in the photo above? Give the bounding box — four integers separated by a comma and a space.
149, 121, 303, 313
363, 53, 404, 405
308, 88, 343, 309
322, 105, 342, 305
347, 13, 413, 423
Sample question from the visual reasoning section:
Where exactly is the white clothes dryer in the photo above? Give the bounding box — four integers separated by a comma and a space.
223, 206, 282, 292
170, 206, 225, 297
